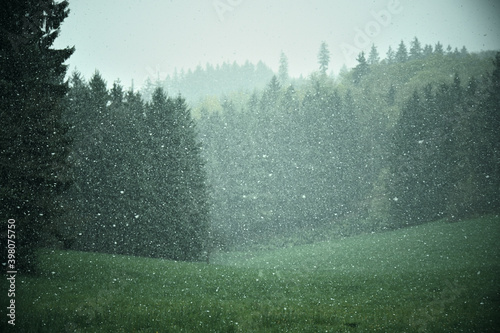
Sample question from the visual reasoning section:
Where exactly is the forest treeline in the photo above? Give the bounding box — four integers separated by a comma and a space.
197, 42, 500, 249
61, 73, 210, 261
141, 60, 276, 104
2, 1, 211, 270
1, 0, 499, 274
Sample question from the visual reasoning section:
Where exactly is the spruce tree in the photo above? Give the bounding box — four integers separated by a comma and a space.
317, 41, 330, 75
171, 95, 210, 260
353, 52, 370, 84
389, 91, 424, 225
368, 44, 380, 65
64, 71, 120, 253
389, 88, 450, 225
278, 51, 289, 85
434, 42, 444, 55
58, 71, 91, 249
386, 46, 395, 64
395, 40, 408, 63
386, 84, 396, 106
145, 88, 210, 261
460, 46, 469, 57
483, 52, 500, 213
0, 0, 74, 273
409, 37, 422, 60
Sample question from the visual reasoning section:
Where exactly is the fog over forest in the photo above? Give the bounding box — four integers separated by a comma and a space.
1, 1, 500, 331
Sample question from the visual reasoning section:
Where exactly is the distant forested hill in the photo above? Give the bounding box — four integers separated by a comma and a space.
197, 40, 499, 250
141, 60, 276, 104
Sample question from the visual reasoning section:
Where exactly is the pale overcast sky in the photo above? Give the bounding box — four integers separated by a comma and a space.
54, 0, 500, 90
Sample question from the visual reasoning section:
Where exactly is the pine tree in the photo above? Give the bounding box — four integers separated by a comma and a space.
65, 71, 115, 252
389, 91, 424, 225
386, 84, 396, 106
460, 46, 468, 57
89, 71, 109, 111
386, 46, 395, 64
388, 87, 451, 225
482, 52, 500, 213
58, 71, 91, 249
423, 44, 433, 57
259, 75, 281, 118
395, 40, 408, 63
368, 44, 380, 65
434, 42, 444, 55
0, 0, 74, 274
278, 51, 289, 85
353, 52, 370, 84
409, 37, 422, 60
388, 71, 497, 224
317, 41, 330, 75
171, 95, 210, 260
110, 80, 124, 108
145, 88, 210, 261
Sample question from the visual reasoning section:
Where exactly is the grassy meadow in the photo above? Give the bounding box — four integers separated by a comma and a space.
2, 215, 499, 332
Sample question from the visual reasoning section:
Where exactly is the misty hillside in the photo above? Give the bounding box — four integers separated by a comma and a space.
140, 60, 277, 104
337, 49, 497, 113
197, 43, 499, 251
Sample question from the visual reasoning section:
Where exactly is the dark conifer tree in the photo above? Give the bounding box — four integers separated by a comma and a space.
170, 95, 210, 260
388, 90, 445, 225
353, 52, 370, 84
388, 67, 498, 225
144, 88, 210, 261
0, 0, 74, 273
395, 40, 408, 63
434, 42, 444, 55
278, 51, 289, 85
368, 44, 380, 65
110, 80, 124, 108
409, 37, 423, 60
460, 46, 469, 57
423, 44, 433, 57
482, 52, 500, 213
386, 84, 396, 106
386, 46, 395, 64
59, 71, 91, 249
65, 71, 128, 253
317, 41, 330, 75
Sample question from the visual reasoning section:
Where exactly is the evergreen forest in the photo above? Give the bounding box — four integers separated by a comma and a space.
198, 44, 500, 250
1, 1, 499, 273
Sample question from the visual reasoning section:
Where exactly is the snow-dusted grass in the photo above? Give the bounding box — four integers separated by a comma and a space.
214, 215, 499, 273
2, 215, 499, 332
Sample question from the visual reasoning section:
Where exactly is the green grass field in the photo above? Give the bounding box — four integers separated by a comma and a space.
2, 216, 499, 332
